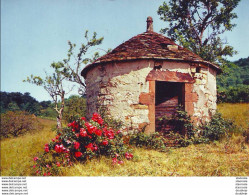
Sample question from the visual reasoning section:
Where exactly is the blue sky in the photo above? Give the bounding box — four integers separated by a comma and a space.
1, 0, 249, 101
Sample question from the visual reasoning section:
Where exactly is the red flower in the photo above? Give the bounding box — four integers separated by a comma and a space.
68, 121, 79, 129
118, 160, 124, 165
81, 117, 86, 121
80, 128, 87, 137
54, 144, 65, 153
85, 143, 93, 150
56, 162, 61, 167
44, 145, 49, 153
125, 152, 133, 160
94, 145, 98, 151
85, 122, 97, 134
75, 133, 80, 138
116, 130, 121, 134
112, 157, 117, 165
47, 172, 51, 176
85, 143, 98, 151
92, 113, 104, 125
33, 165, 36, 168
74, 151, 82, 158
33, 157, 38, 161
97, 118, 104, 125
74, 142, 80, 150
95, 129, 102, 136
104, 129, 115, 139
102, 140, 108, 146
52, 138, 55, 142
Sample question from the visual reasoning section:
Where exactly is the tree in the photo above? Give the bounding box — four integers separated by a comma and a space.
60, 30, 103, 95
24, 62, 66, 129
157, 0, 240, 67
0, 111, 41, 138
63, 95, 87, 123
24, 31, 103, 128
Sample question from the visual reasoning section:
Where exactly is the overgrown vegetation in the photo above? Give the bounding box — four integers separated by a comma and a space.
0, 111, 42, 138
154, 106, 247, 147
128, 132, 167, 152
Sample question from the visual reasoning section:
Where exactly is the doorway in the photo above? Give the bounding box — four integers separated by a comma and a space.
155, 81, 184, 133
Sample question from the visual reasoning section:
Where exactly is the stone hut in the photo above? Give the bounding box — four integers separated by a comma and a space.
81, 16, 221, 134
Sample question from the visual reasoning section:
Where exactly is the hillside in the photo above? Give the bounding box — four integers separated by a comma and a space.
217, 56, 249, 89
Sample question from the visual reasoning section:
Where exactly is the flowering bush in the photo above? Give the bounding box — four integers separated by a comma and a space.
32, 113, 133, 176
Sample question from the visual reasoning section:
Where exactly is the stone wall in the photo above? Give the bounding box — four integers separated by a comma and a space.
192, 66, 217, 125
85, 59, 217, 131
85, 60, 153, 129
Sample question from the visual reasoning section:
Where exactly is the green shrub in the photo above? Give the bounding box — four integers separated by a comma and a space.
197, 112, 238, 142
128, 131, 167, 152
0, 111, 42, 138
63, 95, 87, 123
156, 106, 194, 137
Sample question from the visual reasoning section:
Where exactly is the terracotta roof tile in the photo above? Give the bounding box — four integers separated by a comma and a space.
81, 31, 220, 77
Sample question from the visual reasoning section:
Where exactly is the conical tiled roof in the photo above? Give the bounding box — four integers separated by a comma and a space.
81, 19, 220, 77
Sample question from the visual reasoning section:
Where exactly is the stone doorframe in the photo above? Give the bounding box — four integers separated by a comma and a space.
139, 69, 197, 134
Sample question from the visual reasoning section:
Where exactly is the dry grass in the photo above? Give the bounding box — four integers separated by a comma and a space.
60, 140, 248, 176
0, 118, 56, 176
1, 103, 249, 176
218, 103, 249, 129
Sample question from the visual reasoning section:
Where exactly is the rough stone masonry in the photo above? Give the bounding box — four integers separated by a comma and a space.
81, 16, 221, 134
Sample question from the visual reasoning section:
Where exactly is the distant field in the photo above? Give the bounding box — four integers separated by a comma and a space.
1, 104, 249, 176
218, 103, 249, 129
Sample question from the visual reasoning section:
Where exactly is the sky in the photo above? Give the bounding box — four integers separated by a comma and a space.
1, 0, 249, 102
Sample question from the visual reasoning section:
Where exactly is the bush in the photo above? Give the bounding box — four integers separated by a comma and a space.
32, 113, 133, 176
128, 132, 167, 152
197, 112, 238, 142
156, 106, 194, 137
0, 111, 42, 138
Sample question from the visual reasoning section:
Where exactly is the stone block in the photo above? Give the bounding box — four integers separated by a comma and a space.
139, 93, 154, 105
131, 104, 149, 109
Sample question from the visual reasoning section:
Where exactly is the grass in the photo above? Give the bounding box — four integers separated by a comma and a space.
60, 141, 249, 176
0, 118, 56, 176
1, 103, 249, 176
217, 103, 249, 129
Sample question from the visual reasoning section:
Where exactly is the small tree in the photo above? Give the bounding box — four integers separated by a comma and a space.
60, 30, 104, 95
0, 111, 41, 138
24, 31, 104, 128
158, 0, 240, 67
24, 62, 66, 129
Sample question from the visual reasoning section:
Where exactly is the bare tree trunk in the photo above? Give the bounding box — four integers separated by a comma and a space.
56, 90, 65, 130
56, 116, 62, 130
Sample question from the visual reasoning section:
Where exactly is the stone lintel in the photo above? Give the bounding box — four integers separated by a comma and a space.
146, 70, 194, 83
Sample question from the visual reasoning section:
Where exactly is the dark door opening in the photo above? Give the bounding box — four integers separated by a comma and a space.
155, 81, 184, 133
